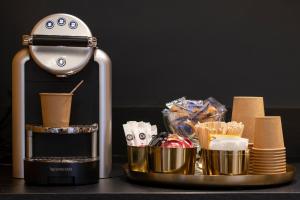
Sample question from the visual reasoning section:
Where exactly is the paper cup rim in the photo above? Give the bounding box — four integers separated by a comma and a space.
255, 116, 281, 120
253, 169, 286, 172
252, 172, 286, 174
251, 158, 286, 161
233, 96, 263, 99
252, 147, 286, 151
251, 151, 286, 154
39, 93, 73, 96
253, 170, 286, 173
253, 164, 286, 167
252, 161, 286, 164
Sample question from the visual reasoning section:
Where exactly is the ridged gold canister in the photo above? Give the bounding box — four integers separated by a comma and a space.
201, 149, 249, 175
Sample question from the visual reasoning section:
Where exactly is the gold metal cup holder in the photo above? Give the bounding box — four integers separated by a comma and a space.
149, 146, 196, 175
201, 149, 249, 175
127, 146, 197, 174
127, 146, 149, 173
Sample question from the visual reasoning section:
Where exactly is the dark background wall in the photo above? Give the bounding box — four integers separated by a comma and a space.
1, 0, 300, 162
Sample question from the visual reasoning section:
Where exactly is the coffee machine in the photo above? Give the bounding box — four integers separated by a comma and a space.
12, 13, 112, 185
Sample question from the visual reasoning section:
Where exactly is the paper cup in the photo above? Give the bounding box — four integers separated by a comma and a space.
252, 148, 286, 152
231, 97, 265, 143
252, 158, 286, 162
253, 170, 286, 174
252, 151, 286, 154
254, 116, 285, 149
253, 167, 286, 171
253, 158, 285, 162
40, 93, 73, 127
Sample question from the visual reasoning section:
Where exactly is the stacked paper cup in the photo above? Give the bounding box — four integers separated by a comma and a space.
252, 116, 286, 174
231, 97, 265, 174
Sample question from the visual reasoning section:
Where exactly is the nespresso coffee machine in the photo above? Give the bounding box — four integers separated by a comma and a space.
12, 13, 112, 185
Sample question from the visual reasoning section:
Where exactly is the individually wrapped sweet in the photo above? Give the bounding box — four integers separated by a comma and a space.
161, 134, 193, 148
149, 132, 194, 148
149, 132, 169, 146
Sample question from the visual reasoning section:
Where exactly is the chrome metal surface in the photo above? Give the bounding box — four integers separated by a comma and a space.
29, 13, 93, 76
88, 37, 98, 47
25, 124, 98, 134
123, 164, 296, 187
12, 49, 30, 178
94, 49, 112, 178
22, 35, 32, 46
91, 131, 98, 158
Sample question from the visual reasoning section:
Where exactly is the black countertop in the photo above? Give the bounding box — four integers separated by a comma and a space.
0, 162, 299, 200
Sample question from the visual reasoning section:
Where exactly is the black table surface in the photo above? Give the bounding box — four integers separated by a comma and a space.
0, 162, 299, 200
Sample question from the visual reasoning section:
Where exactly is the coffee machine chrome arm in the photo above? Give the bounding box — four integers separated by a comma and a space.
94, 49, 112, 179
12, 49, 30, 178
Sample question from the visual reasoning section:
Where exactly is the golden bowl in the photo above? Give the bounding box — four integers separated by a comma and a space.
149, 146, 197, 175
201, 149, 249, 175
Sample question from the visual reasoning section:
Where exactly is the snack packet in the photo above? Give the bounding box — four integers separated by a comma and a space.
123, 121, 158, 147
123, 124, 135, 146
163, 97, 227, 138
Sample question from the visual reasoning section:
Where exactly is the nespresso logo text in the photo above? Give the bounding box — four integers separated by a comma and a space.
49, 167, 73, 172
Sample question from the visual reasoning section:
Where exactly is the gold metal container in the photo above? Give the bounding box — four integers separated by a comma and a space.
201, 149, 249, 175
127, 146, 149, 173
149, 147, 196, 175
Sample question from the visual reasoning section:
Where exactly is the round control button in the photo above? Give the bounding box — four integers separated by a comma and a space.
57, 17, 66, 26
45, 20, 54, 29
56, 58, 66, 67
69, 20, 78, 29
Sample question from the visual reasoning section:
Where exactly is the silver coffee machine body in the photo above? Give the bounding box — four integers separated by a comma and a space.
12, 13, 112, 183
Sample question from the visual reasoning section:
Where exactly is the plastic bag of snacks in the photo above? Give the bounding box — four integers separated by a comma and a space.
162, 97, 227, 138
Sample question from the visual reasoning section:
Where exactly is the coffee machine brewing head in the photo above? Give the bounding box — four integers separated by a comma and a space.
23, 13, 97, 77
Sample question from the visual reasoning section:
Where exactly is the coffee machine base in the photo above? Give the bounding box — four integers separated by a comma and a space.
24, 159, 99, 185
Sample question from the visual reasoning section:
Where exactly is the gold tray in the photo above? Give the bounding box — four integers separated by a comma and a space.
123, 164, 296, 187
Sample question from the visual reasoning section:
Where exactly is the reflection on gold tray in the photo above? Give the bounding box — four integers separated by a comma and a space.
123, 164, 296, 187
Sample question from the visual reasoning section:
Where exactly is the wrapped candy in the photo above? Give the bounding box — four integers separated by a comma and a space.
149, 133, 193, 148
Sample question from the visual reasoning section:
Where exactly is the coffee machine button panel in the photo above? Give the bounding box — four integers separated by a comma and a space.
29, 13, 93, 76
69, 21, 78, 29
56, 57, 66, 67
45, 20, 54, 29
57, 18, 66, 26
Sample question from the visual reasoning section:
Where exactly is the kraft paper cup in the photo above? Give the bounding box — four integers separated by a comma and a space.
253, 168, 286, 172
254, 116, 285, 149
40, 93, 73, 127
254, 163, 286, 167
252, 158, 286, 162
254, 159, 286, 163
253, 164, 286, 168
252, 148, 286, 152
231, 97, 265, 143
